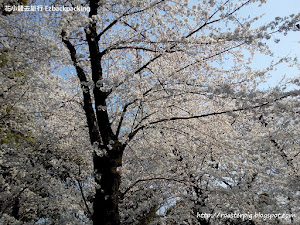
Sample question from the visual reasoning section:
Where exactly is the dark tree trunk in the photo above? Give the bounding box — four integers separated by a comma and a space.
62, 1, 128, 224
92, 148, 123, 225
12, 198, 20, 220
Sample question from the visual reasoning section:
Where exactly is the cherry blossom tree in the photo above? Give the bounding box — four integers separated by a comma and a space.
1, 10, 93, 223
1, 0, 300, 224
118, 86, 300, 225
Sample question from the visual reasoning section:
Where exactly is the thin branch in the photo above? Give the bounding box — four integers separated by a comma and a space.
127, 92, 298, 144
175, 41, 246, 74
76, 179, 92, 217
185, 0, 252, 38
186, 0, 230, 38
133, 0, 252, 75
116, 101, 134, 137
109, 46, 179, 53
97, 0, 166, 41
258, 115, 298, 175
134, 54, 163, 74
116, 88, 153, 137
125, 0, 166, 15
97, 20, 118, 41
122, 21, 147, 39
120, 177, 186, 200
75, 165, 92, 217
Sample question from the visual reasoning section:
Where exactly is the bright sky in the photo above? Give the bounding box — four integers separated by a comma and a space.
245, 0, 300, 89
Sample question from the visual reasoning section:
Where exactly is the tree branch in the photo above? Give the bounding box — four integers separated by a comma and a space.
109, 46, 179, 53
119, 177, 186, 200
76, 178, 92, 217
133, 0, 252, 75
185, 0, 251, 38
258, 115, 298, 175
175, 41, 246, 74
96, 0, 166, 41
61, 30, 101, 145
116, 88, 153, 137
96, 19, 119, 41
116, 102, 133, 138
127, 92, 297, 144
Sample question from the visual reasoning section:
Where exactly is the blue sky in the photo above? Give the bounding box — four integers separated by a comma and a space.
246, 0, 300, 89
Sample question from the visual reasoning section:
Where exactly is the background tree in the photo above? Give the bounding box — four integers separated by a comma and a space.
0, 10, 93, 224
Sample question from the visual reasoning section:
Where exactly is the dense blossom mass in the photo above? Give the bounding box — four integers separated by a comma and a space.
0, 0, 299, 224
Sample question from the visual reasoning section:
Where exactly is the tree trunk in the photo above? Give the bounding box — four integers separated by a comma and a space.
62, 1, 126, 223
12, 198, 20, 220
92, 147, 123, 225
